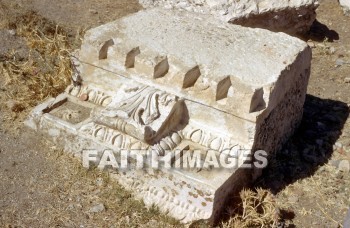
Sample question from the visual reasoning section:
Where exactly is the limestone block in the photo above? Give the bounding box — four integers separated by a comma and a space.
138, 0, 319, 35
340, 0, 350, 14
26, 9, 311, 224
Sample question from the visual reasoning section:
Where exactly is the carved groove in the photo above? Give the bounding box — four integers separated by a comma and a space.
249, 88, 266, 113
183, 66, 201, 88
99, 39, 114, 60
216, 77, 232, 101
154, 57, 169, 79
125, 47, 141, 68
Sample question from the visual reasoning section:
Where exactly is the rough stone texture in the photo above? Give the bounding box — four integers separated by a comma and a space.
26, 9, 311, 223
344, 207, 350, 228
138, 0, 319, 35
340, 0, 350, 14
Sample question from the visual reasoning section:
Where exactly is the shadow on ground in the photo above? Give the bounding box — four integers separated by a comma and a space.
255, 94, 349, 194
251, 94, 349, 226
304, 19, 340, 42
211, 95, 350, 227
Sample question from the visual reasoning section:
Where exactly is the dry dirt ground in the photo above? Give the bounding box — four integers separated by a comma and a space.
0, 0, 350, 227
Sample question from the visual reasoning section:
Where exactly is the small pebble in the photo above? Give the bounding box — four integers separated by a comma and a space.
336, 59, 345, 66
345, 77, 350, 83
339, 160, 350, 173
115, 197, 122, 204
8, 29, 16, 36
124, 216, 130, 224
89, 9, 98, 14
96, 177, 103, 187
330, 159, 341, 167
335, 142, 343, 149
79, 93, 88, 101
288, 195, 299, 204
307, 41, 316, 48
66, 204, 74, 210
89, 203, 105, 213
327, 46, 336, 55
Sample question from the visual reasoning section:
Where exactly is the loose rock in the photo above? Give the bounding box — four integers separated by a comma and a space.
288, 195, 299, 204
327, 46, 336, 55
89, 203, 105, 213
339, 160, 350, 173
138, 0, 319, 36
336, 58, 350, 66
335, 142, 343, 149
344, 207, 350, 228
307, 41, 316, 48
339, 0, 350, 14
89, 9, 98, 14
96, 177, 103, 187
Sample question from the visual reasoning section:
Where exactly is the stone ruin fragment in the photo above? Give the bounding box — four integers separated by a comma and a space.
340, 0, 350, 14
26, 9, 311, 224
138, 0, 319, 36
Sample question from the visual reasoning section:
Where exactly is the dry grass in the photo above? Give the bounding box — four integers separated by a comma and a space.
223, 189, 280, 228
275, 163, 349, 228
0, 134, 180, 227
43, 140, 181, 227
1, 12, 72, 111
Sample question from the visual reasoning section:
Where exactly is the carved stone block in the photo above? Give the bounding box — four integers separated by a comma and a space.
26, 9, 311, 224
340, 0, 350, 14
138, 0, 319, 35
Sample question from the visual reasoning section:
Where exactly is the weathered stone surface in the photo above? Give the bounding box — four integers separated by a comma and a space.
340, 0, 350, 14
344, 207, 350, 228
26, 9, 311, 224
138, 0, 319, 35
